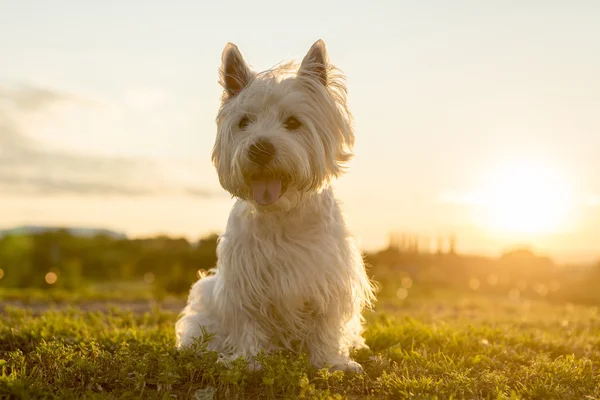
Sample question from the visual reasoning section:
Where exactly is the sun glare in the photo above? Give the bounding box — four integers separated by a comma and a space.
476, 161, 572, 235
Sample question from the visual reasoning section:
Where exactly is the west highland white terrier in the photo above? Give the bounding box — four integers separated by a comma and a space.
175, 39, 376, 372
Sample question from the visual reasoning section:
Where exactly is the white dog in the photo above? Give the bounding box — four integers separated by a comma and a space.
175, 40, 376, 372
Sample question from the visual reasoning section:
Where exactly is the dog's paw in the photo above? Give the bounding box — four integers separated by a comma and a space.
216, 354, 233, 368
344, 360, 364, 373
330, 360, 364, 373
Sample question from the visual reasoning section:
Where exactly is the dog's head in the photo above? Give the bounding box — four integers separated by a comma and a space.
211, 40, 355, 211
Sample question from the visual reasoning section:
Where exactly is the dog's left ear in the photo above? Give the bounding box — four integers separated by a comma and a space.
298, 39, 328, 86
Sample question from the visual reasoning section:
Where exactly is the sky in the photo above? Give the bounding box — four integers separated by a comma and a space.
1, 1, 599, 262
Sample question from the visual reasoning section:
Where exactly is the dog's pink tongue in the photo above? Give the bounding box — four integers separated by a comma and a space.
251, 179, 282, 206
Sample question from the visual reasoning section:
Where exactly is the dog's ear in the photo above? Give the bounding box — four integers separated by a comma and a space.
299, 39, 328, 86
220, 43, 252, 100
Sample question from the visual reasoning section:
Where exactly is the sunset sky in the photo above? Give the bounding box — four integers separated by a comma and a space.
1, 1, 599, 262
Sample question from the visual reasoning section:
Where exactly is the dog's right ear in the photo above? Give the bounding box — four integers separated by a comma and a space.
220, 43, 252, 100
298, 39, 329, 86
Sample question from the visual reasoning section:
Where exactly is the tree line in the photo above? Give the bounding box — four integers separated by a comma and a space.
0, 229, 599, 306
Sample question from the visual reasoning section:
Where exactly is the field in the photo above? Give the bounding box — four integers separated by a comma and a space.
2, 287, 599, 399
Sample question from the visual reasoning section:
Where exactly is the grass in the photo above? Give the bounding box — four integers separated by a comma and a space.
0, 282, 185, 304
1, 289, 599, 399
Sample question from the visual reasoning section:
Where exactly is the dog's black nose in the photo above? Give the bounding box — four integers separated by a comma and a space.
248, 138, 275, 166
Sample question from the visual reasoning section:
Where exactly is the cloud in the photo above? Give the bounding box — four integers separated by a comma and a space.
0, 118, 30, 154
0, 84, 74, 112
185, 187, 223, 198
0, 173, 156, 196
0, 83, 218, 199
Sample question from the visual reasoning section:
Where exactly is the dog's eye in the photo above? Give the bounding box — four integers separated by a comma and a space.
283, 116, 301, 130
238, 116, 250, 130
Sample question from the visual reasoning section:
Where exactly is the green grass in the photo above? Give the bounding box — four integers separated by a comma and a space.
1, 291, 599, 399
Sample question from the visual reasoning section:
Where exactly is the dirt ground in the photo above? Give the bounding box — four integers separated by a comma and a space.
1, 298, 186, 315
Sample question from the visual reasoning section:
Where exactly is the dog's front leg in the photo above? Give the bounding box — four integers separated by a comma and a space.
307, 315, 363, 373
223, 312, 271, 371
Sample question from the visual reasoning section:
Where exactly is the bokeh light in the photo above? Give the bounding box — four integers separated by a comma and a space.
45, 272, 58, 285
396, 288, 408, 300
549, 281, 561, 292
534, 283, 549, 297
401, 277, 413, 289
565, 303, 575, 313
0, 269, 4, 280
469, 278, 480, 290
144, 272, 155, 284
516, 280, 527, 291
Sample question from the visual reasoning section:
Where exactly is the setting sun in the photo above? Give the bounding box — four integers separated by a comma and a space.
475, 161, 572, 235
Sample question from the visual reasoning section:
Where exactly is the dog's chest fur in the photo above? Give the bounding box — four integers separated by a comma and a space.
216, 188, 353, 319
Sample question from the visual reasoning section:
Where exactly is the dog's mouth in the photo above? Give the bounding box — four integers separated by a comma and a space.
249, 172, 288, 206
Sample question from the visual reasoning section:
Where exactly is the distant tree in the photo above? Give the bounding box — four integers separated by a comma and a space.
449, 234, 456, 254
58, 258, 85, 290
0, 235, 35, 287
436, 235, 444, 254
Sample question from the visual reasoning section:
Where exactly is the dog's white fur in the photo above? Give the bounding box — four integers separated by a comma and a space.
175, 40, 376, 371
